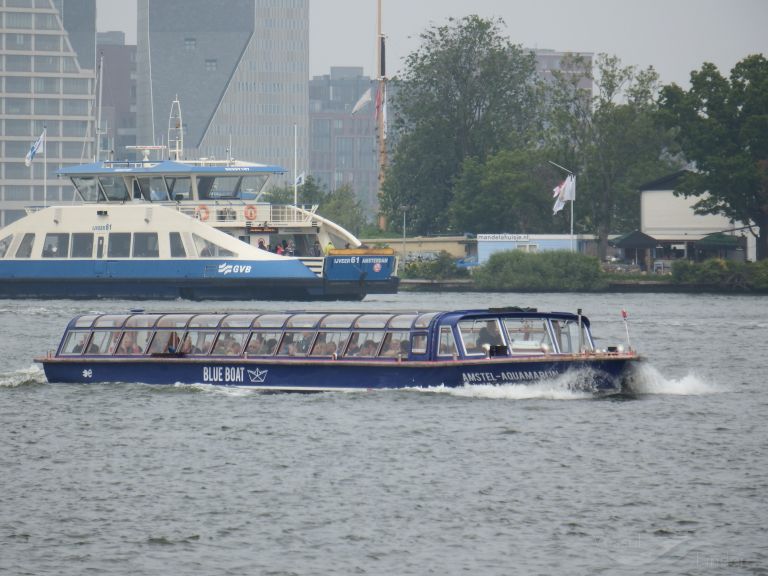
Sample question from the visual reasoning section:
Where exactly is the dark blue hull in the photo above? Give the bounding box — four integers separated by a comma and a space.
39, 355, 638, 393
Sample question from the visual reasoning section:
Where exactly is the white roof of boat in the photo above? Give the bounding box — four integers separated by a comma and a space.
58, 160, 286, 177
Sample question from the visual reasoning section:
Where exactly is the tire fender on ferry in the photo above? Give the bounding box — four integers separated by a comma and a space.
196, 205, 210, 221
244, 205, 257, 221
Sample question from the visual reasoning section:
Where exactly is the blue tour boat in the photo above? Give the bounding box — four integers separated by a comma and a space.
36, 307, 641, 393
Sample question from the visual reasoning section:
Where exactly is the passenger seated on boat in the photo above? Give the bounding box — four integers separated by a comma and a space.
380, 339, 400, 357
117, 332, 142, 355
72, 334, 89, 354
358, 339, 378, 357
247, 334, 265, 355
263, 338, 278, 355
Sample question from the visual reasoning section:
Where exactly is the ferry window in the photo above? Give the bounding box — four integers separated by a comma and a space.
344, 331, 384, 357
148, 331, 184, 354
252, 314, 289, 328
189, 314, 225, 328
354, 314, 393, 329
437, 327, 458, 357
458, 319, 504, 355
133, 233, 159, 258
98, 176, 129, 201
411, 333, 428, 355
414, 312, 439, 329
212, 332, 248, 356
0, 235, 12, 258
286, 314, 323, 329
116, 331, 151, 355
60, 331, 92, 355
169, 232, 186, 258
221, 314, 257, 328
180, 331, 217, 355
94, 315, 129, 328
15, 233, 35, 258
42, 233, 69, 258
125, 314, 162, 328
388, 314, 417, 329
319, 314, 358, 329
71, 233, 94, 258
137, 177, 169, 201
157, 314, 193, 328
277, 331, 315, 357
72, 177, 100, 202
192, 234, 235, 257
504, 318, 552, 354
198, 176, 241, 200
166, 176, 191, 201
108, 233, 131, 258
87, 331, 122, 355
246, 331, 281, 355
310, 332, 348, 356
379, 331, 410, 357
551, 319, 592, 354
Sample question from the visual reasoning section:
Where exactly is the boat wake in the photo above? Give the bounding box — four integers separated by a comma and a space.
0, 365, 48, 388
624, 362, 724, 396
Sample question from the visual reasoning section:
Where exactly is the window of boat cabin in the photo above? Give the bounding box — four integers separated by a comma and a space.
310, 331, 348, 356
72, 177, 100, 202
211, 332, 248, 356
319, 314, 358, 329
252, 314, 289, 329
74, 315, 99, 328
157, 314, 193, 328
136, 176, 169, 201
14, 233, 34, 258
71, 233, 94, 258
42, 233, 69, 258
189, 314, 225, 329
354, 314, 392, 329
344, 331, 384, 357
286, 314, 323, 329
0, 234, 12, 258
246, 332, 281, 356
148, 331, 184, 354
503, 318, 553, 354
125, 314, 161, 329
411, 333, 428, 354
388, 314, 417, 330
380, 331, 410, 357
197, 176, 241, 200
99, 176, 129, 201
221, 314, 257, 328
94, 315, 129, 328
277, 331, 315, 356
550, 319, 593, 354
180, 331, 217, 355
132, 233, 159, 258
116, 331, 152, 355
169, 232, 186, 257
107, 233, 131, 258
458, 318, 504, 355
437, 326, 458, 357
87, 331, 122, 355
192, 234, 235, 257
59, 331, 91, 355
165, 176, 191, 201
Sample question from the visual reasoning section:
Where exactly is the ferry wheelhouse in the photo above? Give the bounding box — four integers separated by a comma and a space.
37, 308, 641, 393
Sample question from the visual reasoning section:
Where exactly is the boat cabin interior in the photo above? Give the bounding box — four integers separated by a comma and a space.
55, 310, 596, 361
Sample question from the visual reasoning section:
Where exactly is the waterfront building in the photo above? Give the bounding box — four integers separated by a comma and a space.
0, 0, 97, 226
96, 31, 136, 161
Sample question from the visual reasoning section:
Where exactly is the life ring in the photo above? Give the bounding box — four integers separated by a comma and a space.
195, 205, 209, 221
244, 204, 257, 221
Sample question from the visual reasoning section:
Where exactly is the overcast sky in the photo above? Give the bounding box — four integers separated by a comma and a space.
97, 0, 766, 87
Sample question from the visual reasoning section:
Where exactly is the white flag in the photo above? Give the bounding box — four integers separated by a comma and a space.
25, 129, 46, 167
295, 171, 306, 186
351, 87, 372, 114
563, 174, 576, 201
552, 174, 575, 214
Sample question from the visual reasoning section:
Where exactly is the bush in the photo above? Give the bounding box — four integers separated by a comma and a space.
473, 250, 606, 291
401, 251, 470, 280
672, 258, 767, 290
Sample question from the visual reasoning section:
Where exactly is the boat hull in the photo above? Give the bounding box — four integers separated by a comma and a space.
39, 354, 638, 393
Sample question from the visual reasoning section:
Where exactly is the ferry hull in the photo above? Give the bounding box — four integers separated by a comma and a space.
39, 355, 638, 393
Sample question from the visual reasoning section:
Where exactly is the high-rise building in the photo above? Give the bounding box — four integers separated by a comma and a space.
136, 0, 309, 186
0, 0, 97, 226
309, 67, 378, 219
96, 31, 137, 161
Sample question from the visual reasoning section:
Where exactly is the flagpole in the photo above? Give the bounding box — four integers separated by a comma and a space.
570, 197, 574, 252
293, 123, 297, 206
43, 126, 47, 209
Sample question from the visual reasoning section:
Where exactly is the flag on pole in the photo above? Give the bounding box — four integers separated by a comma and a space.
351, 87, 372, 114
25, 129, 46, 167
552, 174, 575, 214
295, 171, 306, 186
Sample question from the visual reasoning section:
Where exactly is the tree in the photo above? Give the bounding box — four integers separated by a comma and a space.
380, 15, 540, 234
659, 54, 768, 260
448, 148, 556, 233
545, 54, 677, 258
317, 184, 367, 237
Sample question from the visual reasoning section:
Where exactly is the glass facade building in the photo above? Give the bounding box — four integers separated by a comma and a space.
0, 0, 96, 226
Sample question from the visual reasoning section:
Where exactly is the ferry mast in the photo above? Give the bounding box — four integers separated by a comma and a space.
376, 0, 388, 230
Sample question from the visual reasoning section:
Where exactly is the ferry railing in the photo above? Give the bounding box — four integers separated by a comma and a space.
174, 202, 320, 228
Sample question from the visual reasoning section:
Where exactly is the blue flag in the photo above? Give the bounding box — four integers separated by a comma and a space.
25, 129, 46, 166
